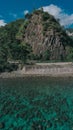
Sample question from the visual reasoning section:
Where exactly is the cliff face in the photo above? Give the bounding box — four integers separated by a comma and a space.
42, 29, 66, 60
17, 10, 73, 60
23, 13, 44, 55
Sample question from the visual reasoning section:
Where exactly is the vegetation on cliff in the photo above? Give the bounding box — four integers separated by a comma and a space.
0, 9, 73, 72
0, 19, 32, 72
17, 10, 73, 61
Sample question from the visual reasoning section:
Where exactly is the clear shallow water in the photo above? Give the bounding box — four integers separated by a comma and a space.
0, 77, 73, 130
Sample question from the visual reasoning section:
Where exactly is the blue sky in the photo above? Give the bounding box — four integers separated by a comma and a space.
0, 0, 73, 27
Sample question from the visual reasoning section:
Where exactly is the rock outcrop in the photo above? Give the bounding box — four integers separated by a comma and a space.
17, 10, 73, 60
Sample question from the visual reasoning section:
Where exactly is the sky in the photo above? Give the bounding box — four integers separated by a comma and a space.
0, 0, 73, 27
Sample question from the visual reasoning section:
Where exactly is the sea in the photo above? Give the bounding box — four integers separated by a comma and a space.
0, 77, 73, 130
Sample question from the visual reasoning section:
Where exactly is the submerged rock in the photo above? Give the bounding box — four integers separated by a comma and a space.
46, 120, 52, 128
0, 122, 5, 129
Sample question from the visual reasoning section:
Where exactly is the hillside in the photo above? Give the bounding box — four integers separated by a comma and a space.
17, 10, 73, 61
0, 19, 32, 72
0, 10, 73, 72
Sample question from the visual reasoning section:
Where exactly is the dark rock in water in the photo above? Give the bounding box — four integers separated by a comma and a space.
61, 114, 69, 122
0, 122, 5, 129
13, 126, 24, 130
0, 114, 2, 118
16, 111, 26, 119
46, 120, 52, 128
31, 121, 44, 130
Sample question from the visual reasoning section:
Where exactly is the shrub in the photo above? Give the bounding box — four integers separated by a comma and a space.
25, 13, 32, 19
42, 12, 50, 21
66, 47, 73, 61
43, 49, 50, 60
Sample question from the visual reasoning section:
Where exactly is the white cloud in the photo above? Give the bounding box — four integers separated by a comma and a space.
60, 14, 73, 26
24, 10, 29, 15
0, 20, 6, 27
43, 4, 61, 17
43, 4, 73, 27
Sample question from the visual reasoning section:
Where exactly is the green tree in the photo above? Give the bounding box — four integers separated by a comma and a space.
43, 49, 50, 60
18, 43, 32, 63
67, 47, 73, 61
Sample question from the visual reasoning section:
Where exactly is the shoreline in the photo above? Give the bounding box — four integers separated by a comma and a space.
0, 73, 73, 79
0, 72, 73, 79
0, 62, 73, 78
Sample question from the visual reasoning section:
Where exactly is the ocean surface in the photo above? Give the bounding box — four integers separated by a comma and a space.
0, 77, 73, 130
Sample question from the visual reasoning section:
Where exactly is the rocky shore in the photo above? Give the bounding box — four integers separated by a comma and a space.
0, 62, 73, 78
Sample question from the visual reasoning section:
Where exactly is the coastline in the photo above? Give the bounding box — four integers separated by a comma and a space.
0, 62, 73, 78
0, 72, 73, 79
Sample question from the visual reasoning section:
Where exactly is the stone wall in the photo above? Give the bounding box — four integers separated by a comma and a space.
22, 62, 73, 75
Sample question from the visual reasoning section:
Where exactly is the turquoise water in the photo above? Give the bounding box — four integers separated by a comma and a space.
0, 77, 73, 130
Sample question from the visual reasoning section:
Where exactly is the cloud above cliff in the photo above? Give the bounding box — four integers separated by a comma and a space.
0, 20, 6, 26
43, 4, 73, 27
24, 10, 29, 15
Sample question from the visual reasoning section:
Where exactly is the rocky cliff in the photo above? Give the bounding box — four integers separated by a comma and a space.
17, 10, 73, 61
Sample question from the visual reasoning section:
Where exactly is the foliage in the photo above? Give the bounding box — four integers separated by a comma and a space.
0, 19, 24, 60
0, 18, 32, 72
42, 12, 73, 50
0, 63, 18, 72
43, 49, 50, 60
33, 9, 43, 15
17, 42, 32, 63
66, 47, 73, 60
25, 13, 32, 19
16, 20, 29, 40
0, 11, 73, 72
42, 12, 54, 21
42, 12, 60, 24
42, 12, 61, 34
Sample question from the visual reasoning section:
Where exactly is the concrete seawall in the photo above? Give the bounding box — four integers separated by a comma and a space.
0, 62, 73, 78
21, 62, 73, 75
